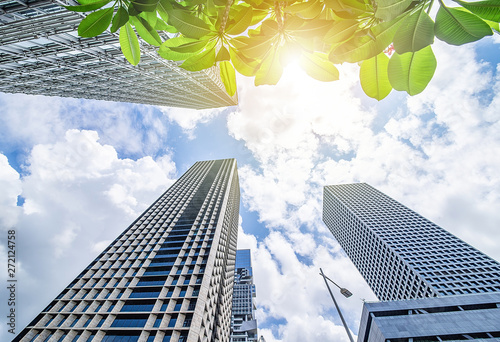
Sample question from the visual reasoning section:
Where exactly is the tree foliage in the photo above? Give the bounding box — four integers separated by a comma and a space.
66, 0, 499, 100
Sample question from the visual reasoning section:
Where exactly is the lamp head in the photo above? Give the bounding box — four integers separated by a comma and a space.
340, 288, 352, 298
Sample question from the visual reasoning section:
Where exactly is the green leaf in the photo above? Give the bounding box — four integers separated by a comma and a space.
375, 0, 412, 21
250, 9, 269, 25
225, 6, 253, 35
219, 61, 237, 96
324, 0, 369, 18
167, 9, 213, 39
159, 37, 199, 60
130, 0, 159, 12
180, 40, 217, 71
484, 18, 500, 32
110, 7, 129, 33
154, 19, 169, 30
78, 7, 113, 37
65, 0, 110, 12
387, 45, 436, 95
216, 46, 231, 61
453, 0, 500, 22
284, 0, 324, 19
119, 23, 141, 65
131, 16, 162, 46
157, 0, 170, 22
169, 39, 209, 53
299, 52, 339, 82
239, 35, 277, 59
76, 0, 105, 5
139, 11, 158, 27
393, 7, 434, 53
359, 52, 392, 100
435, 5, 492, 45
229, 47, 259, 77
285, 17, 334, 39
324, 19, 360, 44
330, 12, 408, 63
255, 48, 283, 86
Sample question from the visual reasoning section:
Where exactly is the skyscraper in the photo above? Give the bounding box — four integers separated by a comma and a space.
323, 183, 500, 301
323, 183, 500, 341
14, 159, 240, 342
230, 250, 258, 342
0, 0, 237, 109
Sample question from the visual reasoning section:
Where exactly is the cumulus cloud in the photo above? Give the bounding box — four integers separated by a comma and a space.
0, 154, 22, 229
7, 130, 177, 340
0, 94, 169, 157
229, 39, 500, 341
160, 106, 226, 138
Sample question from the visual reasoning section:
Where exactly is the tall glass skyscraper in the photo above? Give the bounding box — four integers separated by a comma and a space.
323, 183, 500, 341
0, 0, 237, 109
14, 159, 240, 342
230, 250, 258, 342
323, 183, 500, 301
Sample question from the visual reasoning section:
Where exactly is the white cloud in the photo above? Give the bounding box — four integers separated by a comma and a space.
230, 39, 500, 341
0, 94, 169, 157
160, 106, 225, 137
6, 129, 177, 341
2, 32, 499, 342
0, 154, 22, 229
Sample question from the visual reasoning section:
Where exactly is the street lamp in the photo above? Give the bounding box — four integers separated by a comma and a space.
319, 268, 355, 342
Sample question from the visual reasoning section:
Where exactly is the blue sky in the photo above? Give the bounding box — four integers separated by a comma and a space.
1, 35, 500, 342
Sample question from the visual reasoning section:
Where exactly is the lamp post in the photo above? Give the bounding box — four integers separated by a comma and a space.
319, 268, 355, 342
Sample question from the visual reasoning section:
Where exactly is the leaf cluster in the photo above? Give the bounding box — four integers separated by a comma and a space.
66, 0, 500, 99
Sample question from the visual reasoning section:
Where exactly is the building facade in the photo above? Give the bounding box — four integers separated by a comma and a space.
230, 250, 258, 342
357, 292, 500, 342
14, 159, 240, 342
323, 183, 500, 341
0, 0, 237, 109
323, 183, 500, 302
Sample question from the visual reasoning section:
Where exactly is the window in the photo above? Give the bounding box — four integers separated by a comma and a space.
129, 289, 161, 299
174, 302, 182, 311
57, 317, 67, 327
30, 332, 40, 342
45, 317, 54, 327
96, 318, 105, 327
153, 316, 162, 328
168, 316, 177, 328
120, 302, 154, 312
83, 318, 92, 327
111, 316, 148, 328
71, 333, 81, 342
70, 318, 79, 327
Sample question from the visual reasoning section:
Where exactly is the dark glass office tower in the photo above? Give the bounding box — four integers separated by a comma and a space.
323, 183, 500, 342
323, 183, 500, 302
230, 250, 257, 342
14, 159, 239, 342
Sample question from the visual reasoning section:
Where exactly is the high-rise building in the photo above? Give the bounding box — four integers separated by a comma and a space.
323, 183, 500, 301
323, 183, 500, 341
0, 0, 237, 109
230, 249, 258, 342
14, 159, 240, 342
